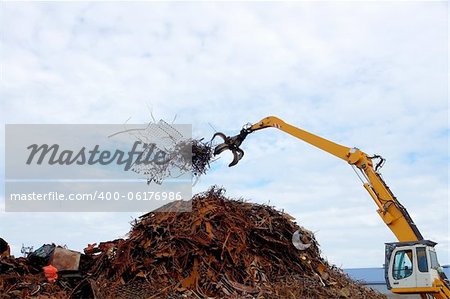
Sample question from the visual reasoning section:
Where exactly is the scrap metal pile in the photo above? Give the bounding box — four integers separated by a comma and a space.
90, 187, 385, 298
0, 250, 82, 298
191, 138, 214, 178
0, 187, 386, 298
120, 120, 214, 184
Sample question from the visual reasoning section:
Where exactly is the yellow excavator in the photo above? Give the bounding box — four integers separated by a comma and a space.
212, 116, 450, 299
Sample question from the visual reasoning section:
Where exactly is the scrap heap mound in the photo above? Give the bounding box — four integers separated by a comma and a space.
0, 187, 386, 298
88, 187, 385, 299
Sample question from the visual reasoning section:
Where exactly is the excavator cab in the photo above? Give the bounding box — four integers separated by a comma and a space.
386, 240, 448, 295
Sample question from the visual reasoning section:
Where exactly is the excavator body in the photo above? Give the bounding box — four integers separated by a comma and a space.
212, 116, 450, 298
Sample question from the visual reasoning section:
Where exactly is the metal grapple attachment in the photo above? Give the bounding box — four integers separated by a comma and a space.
212, 127, 251, 167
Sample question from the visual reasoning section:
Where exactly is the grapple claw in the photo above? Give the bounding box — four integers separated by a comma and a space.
214, 143, 230, 156
229, 148, 244, 167
211, 127, 252, 167
212, 132, 227, 142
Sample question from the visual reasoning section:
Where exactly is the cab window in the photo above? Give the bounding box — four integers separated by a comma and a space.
416, 247, 428, 272
430, 250, 440, 270
393, 249, 413, 279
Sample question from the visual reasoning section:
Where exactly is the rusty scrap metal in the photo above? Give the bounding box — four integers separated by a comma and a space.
51, 248, 81, 272
0, 187, 386, 299
87, 187, 386, 299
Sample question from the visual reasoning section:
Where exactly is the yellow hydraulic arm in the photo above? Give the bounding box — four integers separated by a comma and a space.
212, 116, 450, 299
247, 116, 422, 243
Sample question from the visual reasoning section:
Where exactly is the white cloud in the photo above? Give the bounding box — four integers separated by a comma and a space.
0, 1, 447, 268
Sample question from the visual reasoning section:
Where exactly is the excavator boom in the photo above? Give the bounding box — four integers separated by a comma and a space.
212, 116, 450, 298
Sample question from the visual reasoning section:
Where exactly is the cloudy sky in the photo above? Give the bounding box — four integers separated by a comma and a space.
0, 1, 448, 268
